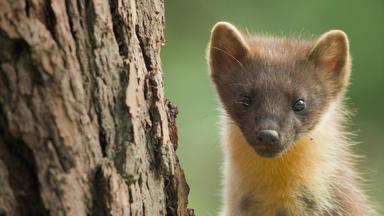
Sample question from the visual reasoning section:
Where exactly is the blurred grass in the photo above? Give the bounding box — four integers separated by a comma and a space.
161, 0, 384, 215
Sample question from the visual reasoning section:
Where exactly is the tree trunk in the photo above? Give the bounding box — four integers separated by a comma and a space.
0, 0, 192, 215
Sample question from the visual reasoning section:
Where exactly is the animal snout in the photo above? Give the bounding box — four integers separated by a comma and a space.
256, 130, 279, 146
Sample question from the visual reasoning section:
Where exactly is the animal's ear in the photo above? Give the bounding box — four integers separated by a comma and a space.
309, 30, 351, 93
208, 22, 250, 79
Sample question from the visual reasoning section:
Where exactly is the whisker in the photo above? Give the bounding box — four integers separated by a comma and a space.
211, 46, 246, 71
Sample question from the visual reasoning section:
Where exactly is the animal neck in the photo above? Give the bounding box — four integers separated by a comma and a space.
226, 122, 328, 194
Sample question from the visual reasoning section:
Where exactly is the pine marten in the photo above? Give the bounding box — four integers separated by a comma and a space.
207, 22, 375, 216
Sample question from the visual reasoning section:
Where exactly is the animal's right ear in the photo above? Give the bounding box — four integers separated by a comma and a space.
208, 22, 249, 79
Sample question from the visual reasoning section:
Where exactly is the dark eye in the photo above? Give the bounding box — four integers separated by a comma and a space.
239, 96, 251, 107
292, 99, 305, 112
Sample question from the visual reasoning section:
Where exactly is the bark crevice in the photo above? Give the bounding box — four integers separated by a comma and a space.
109, 0, 130, 58
0, 127, 49, 216
45, 0, 60, 47
135, 24, 153, 73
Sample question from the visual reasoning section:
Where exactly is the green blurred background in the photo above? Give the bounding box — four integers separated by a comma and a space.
161, 0, 384, 215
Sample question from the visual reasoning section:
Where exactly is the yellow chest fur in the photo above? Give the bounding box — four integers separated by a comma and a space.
224, 123, 334, 215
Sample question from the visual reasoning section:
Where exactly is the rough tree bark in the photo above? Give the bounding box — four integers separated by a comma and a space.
0, 0, 192, 215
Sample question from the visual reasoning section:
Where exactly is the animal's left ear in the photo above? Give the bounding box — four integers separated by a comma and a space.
309, 30, 351, 94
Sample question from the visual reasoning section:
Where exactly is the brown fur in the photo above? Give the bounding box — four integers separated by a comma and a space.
207, 22, 374, 216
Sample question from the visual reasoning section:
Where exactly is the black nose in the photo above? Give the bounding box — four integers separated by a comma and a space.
256, 130, 279, 146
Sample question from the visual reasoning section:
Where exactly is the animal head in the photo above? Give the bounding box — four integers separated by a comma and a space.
208, 22, 351, 158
